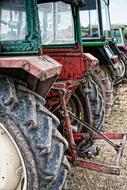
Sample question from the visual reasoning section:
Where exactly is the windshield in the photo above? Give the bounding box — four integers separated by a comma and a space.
80, 0, 100, 38
101, 0, 111, 37
112, 28, 124, 45
37, 1, 75, 45
0, 0, 27, 41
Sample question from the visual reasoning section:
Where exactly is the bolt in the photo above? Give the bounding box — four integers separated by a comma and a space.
111, 168, 120, 175
23, 62, 30, 72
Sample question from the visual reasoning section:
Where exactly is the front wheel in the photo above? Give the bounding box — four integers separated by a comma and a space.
67, 75, 105, 156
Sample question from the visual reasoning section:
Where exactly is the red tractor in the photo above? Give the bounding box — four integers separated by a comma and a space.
41, 0, 127, 177
41, 0, 105, 154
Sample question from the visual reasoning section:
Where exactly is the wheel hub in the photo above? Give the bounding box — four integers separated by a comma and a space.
0, 123, 27, 190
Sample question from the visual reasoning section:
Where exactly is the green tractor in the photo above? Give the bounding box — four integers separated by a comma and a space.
112, 24, 127, 46
80, 0, 126, 116
111, 24, 127, 76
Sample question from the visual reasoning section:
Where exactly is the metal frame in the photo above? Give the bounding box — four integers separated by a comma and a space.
52, 81, 127, 175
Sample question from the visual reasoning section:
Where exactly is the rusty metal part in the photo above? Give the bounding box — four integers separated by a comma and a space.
0, 55, 62, 97
43, 45, 98, 81
0, 55, 62, 80
68, 110, 122, 151
72, 158, 120, 175
53, 82, 127, 175
60, 88, 78, 162
114, 134, 126, 166
71, 134, 127, 175
73, 132, 126, 141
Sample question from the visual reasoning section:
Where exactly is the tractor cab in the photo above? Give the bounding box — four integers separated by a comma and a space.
80, 0, 111, 40
112, 25, 127, 53
41, 0, 93, 81
112, 25, 126, 46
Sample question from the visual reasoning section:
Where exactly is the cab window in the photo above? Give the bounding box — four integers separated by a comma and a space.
38, 1, 75, 45
0, 0, 27, 41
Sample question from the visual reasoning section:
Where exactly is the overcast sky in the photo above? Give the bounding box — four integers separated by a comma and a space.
109, 0, 127, 24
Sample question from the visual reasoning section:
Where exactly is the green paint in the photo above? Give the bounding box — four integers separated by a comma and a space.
43, 44, 76, 49
75, 7, 83, 45
82, 41, 109, 47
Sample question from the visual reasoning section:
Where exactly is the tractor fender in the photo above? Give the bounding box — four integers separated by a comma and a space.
83, 53, 99, 70
0, 55, 62, 97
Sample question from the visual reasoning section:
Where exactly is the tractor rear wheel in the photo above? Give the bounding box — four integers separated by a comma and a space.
68, 75, 105, 132
120, 50, 127, 78
68, 75, 105, 156
0, 76, 69, 190
89, 64, 114, 117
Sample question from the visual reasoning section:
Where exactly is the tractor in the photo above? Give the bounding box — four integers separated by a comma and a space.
41, 0, 105, 155
112, 24, 127, 47
111, 24, 127, 77
40, 0, 127, 180
80, 0, 126, 116
0, 0, 74, 189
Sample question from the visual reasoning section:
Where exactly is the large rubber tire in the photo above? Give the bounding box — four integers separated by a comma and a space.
0, 76, 69, 190
68, 75, 105, 156
69, 75, 105, 132
120, 50, 127, 78
89, 64, 114, 117
80, 75, 105, 131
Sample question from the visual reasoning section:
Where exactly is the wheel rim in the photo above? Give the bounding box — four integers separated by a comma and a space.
118, 60, 126, 77
67, 93, 85, 132
0, 123, 27, 190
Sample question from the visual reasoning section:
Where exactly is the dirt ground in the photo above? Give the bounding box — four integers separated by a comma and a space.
66, 83, 127, 190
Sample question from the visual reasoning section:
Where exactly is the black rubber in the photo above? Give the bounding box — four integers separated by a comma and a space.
89, 64, 114, 117
75, 74, 105, 132
69, 75, 105, 156
0, 76, 69, 190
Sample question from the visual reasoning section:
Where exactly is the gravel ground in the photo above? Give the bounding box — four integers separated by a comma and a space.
66, 83, 127, 190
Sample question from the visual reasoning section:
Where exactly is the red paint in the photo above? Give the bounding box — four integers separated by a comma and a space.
0, 55, 62, 80
75, 159, 120, 175
73, 132, 125, 141
43, 44, 93, 80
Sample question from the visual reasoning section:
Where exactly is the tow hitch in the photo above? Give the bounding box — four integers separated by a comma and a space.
53, 82, 127, 176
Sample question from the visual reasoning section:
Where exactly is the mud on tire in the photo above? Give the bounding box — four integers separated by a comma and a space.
0, 76, 69, 190
89, 64, 114, 117
77, 75, 105, 131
